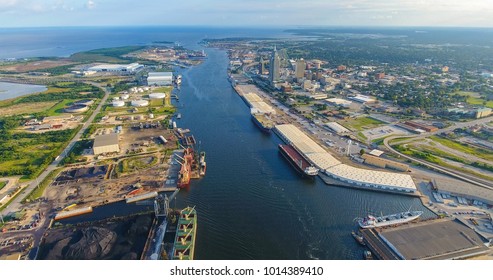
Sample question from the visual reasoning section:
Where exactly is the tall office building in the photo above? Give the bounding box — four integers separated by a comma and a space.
269, 46, 280, 85
295, 58, 306, 79
259, 57, 266, 75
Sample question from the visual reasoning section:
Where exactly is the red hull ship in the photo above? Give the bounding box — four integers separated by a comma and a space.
178, 148, 195, 188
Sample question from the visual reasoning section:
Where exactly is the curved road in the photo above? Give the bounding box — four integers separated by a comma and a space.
0, 82, 111, 217
383, 116, 493, 190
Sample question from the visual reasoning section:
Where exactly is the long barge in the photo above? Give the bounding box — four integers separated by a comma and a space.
251, 113, 274, 133
278, 144, 319, 177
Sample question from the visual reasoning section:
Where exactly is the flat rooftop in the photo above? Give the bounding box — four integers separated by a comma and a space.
433, 177, 493, 205
93, 133, 119, 148
378, 218, 489, 260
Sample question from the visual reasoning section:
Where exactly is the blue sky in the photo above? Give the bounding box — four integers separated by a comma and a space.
1, 0, 492, 27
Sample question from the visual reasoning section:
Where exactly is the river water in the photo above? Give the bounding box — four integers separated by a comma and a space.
171, 48, 434, 260
1, 27, 435, 259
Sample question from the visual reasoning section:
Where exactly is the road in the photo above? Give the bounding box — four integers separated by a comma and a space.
0, 82, 111, 217
383, 116, 493, 189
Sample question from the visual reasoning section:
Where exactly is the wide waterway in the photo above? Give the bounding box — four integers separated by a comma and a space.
171, 48, 434, 260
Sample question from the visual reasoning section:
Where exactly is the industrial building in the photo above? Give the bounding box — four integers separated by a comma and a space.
147, 72, 173, 86
348, 94, 376, 103
93, 133, 120, 155
242, 92, 276, 115
362, 154, 409, 172
275, 124, 417, 193
361, 218, 490, 260
325, 98, 352, 107
324, 122, 350, 134
87, 63, 143, 73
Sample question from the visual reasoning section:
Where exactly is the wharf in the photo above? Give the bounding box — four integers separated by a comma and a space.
360, 218, 491, 260
319, 174, 421, 197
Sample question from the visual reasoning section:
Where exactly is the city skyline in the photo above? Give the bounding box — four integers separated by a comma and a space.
0, 0, 493, 28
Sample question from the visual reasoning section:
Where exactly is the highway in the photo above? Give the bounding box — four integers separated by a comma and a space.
0, 82, 111, 217
383, 116, 493, 190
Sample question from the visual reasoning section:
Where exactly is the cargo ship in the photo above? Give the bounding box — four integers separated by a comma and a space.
357, 211, 423, 229
278, 144, 319, 177
172, 206, 197, 260
199, 151, 206, 176
251, 113, 274, 133
177, 148, 194, 188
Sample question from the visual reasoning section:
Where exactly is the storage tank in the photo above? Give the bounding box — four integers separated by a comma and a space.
131, 100, 149, 107
149, 92, 166, 99
112, 100, 125, 107
121, 94, 129, 100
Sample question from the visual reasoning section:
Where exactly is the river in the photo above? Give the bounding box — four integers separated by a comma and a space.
171, 48, 434, 260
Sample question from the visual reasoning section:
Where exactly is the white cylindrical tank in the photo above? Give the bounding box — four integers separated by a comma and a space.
121, 94, 129, 100
112, 100, 125, 107
149, 113, 154, 119
131, 100, 149, 107
149, 92, 166, 99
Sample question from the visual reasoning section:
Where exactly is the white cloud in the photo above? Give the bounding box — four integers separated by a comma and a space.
86, 0, 94, 9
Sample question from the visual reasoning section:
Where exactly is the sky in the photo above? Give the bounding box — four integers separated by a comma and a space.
0, 0, 493, 28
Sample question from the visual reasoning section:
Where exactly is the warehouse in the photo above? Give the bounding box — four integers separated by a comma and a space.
147, 72, 173, 86
93, 133, 120, 155
243, 92, 276, 115
87, 63, 143, 73
275, 124, 417, 193
324, 122, 350, 134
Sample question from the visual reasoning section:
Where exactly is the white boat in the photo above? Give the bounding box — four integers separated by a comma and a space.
357, 211, 423, 228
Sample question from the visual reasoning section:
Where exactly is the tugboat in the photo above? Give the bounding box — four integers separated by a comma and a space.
351, 231, 365, 246
199, 151, 206, 176
364, 250, 373, 260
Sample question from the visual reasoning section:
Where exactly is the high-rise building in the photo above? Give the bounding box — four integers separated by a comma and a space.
259, 57, 266, 75
295, 59, 306, 79
269, 46, 280, 85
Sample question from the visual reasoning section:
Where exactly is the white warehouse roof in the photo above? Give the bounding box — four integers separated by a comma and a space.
275, 124, 416, 192
325, 122, 350, 134
243, 92, 276, 115
326, 164, 416, 191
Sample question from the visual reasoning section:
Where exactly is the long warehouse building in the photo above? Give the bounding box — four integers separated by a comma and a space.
275, 124, 417, 193
242, 92, 276, 115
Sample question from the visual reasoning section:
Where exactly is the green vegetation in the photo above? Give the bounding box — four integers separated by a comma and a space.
116, 156, 158, 176
61, 140, 92, 165
22, 169, 61, 203
429, 136, 493, 161
16, 82, 103, 104
36, 64, 78, 75
0, 128, 78, 178
0, 181, 7, 191
341, 116, 384, 131
82, 124, 102, 139
356, 132, 367, 142
70, 46, 145, 63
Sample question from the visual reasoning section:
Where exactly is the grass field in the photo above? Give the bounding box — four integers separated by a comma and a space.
430, 136, 493, 161
0, 101, 58, 117
341, 116, 384, 131
0, 181, 7, 191
45, 99, 75, 116
456, 91, 493, 108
